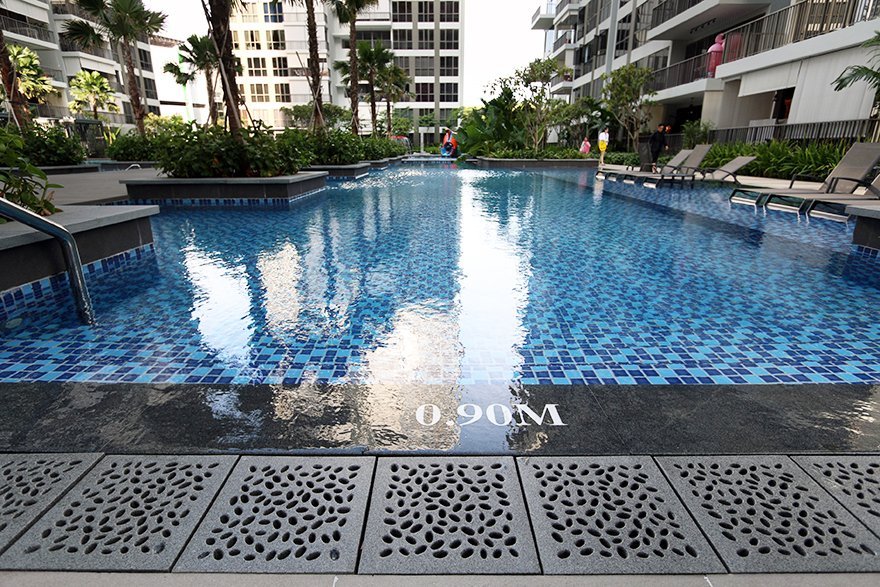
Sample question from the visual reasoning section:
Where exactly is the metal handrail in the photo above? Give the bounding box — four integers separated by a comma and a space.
0, 199, 95, 325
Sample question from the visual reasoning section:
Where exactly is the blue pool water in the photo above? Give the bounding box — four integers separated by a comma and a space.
2, 165, 880, 385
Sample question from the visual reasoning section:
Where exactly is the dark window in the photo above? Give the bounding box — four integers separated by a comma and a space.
439, 56, 458, 76
392, 1, 412, 22
393, 29, 412, 50
291, 68, 309, 76
394, 56, 409, 71
275, 83, 291, 102
232, 31, 240, 50
268, 30, 285, 50
122, 102, 134, 123
418, 29, 434, 50
439, 1, 459, 22
250, 83, 269, 102
245, 30, 261, 50
148, 105, 160, 115
264, 1, 283, 23
272, 56, 288, 77
143, 77, 157, 100
417, 1, 434, 22
439, 82, 457, 102
439, 29, 458, 50
415, 56, 434, 77
415, 82, 434, 102
138, 48, 152, 72
248, 57, 267, 76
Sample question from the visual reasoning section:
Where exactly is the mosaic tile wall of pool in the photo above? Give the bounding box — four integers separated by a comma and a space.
2, 166, 880, 385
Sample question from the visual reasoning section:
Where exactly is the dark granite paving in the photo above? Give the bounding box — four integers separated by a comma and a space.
0, 383, 877, 454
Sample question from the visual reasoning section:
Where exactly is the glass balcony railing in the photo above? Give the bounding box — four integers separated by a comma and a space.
60, 37, 114, 60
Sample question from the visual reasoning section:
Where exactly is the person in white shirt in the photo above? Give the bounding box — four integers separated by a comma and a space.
598, 127, 610, 166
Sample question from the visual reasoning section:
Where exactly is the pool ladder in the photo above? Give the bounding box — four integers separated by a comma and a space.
0, 198, 95, 325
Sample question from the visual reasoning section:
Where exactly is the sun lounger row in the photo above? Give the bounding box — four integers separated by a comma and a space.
597, 144, 755, 187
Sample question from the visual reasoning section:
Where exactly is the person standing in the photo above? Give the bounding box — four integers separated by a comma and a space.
580, 135, 591, 155
648, 124, 667, 173
598, 127, 609, 166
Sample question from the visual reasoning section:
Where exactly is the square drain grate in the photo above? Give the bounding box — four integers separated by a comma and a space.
518, 456, 725, 574
0, 453, 101, 554
359, 457, 539, 574
175, 456, 374, 573
0, 455, 235, 571
794, 455, 880, 538
658, 456, 880, 573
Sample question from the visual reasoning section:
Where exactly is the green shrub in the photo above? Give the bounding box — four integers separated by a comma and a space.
275, 128, 314, 173
0, 125, 59, 218
488, 147, 589, 159
309, 130, 365, 165
106, 132, 156, 161
424, 145, 441, 155
21, 125, 86, 166
360, 136, 406, 160
701, 140, 848, 179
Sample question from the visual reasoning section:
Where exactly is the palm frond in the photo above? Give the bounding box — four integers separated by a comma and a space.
163, 62, 195, 85
62, 19, 106, 49
833, 65, 880, 93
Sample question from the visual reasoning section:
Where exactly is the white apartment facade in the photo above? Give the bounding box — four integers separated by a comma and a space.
1, 0, 161, 126
533, 0, 880, 141
229, 0, 464, 146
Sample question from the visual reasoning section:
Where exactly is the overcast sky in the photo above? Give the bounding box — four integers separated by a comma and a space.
143, 0, 545, 106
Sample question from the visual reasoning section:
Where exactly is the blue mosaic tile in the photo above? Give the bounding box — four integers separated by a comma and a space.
127, 186, 326, 209
1, 167, 880, 385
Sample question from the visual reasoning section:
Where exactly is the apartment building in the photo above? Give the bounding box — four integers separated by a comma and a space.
149, 35, 213, 125
534, 0, 880, 141
1, 0, 161, 126
230, 0, 464, 146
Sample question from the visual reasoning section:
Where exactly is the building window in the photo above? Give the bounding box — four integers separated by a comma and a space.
392, 1, 412, 22
393, 29, 412, 50
143, 77, 158, 100
291, 67, 309, 76
439, 82, 457, 102
264, 1, 283, 23
247, 57, 267, 76
415, 56, 434, 77
250, 83, 269, 102
148, 105, 160, 115
275, 83, 291, 102
138, 48, 152, 72
439, 1, 459, 22
268, 30, 285, 50
415, 82, 434, 102
439, 29, 458, 50
232, 31, 241, 50
272, 57, 288, 76
394, 56, 409, 71
439, 56, 458, 76
418, 29, 434, 50
245, 31, 261, 50
417, 1, 433, 22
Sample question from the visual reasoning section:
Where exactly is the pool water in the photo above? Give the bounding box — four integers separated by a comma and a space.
2, 165, 880, 386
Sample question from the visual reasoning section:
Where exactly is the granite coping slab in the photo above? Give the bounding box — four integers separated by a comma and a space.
847, 202, 880, 219
304, 164, 371, 179
119, 171, 328, 185
0, 205, 159, 251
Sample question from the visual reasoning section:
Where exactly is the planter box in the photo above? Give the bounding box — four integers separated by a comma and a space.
473, 157, 598, 170
96, 161, 158, 172
0, 205, 158, 292
120, 171, 327, 200
367, 158, 390, 170
304, 163, 371, 179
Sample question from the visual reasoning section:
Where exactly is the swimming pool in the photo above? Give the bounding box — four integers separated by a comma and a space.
2, 165, 880, 386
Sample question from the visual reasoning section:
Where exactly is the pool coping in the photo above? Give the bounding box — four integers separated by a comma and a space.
120, 171, 329, 199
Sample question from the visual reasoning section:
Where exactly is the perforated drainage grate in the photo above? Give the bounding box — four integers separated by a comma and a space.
0, 453, 101, 554
0, 455, 235, 571
658, 456, 880, 573
175, 456, 374, 573
794, 456, 880, 538
359, 457, 539, 574
518, 456, 725, 574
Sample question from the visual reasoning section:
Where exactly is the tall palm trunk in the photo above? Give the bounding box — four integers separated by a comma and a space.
92, 100, 99, 120
385, 97, 392, 136
0, 30, 31, 128
208, 0, 242, 139
121, 42, 146, 135
205, 65, 218, 125
348, 23, 359, 135
368, 71, 377, 135
305, 0, 324, 130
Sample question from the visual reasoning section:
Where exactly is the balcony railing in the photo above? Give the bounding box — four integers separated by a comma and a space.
0, 15, 56, 43
533, 2, 555, 22
43, 67, 64, 81
722, 0, 877, 63
651, 0, 704, 29
647, 53, 709, 92
555, 0, 573, 14
59, 37, 115, 60
710, 118, 879, 144
553, 31, 575, 51
358, 11, 391, 21
34, 104, 71, 118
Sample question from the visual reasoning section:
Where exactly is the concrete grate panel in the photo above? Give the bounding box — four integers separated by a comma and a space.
0, 453, 101, 554
0, 455, 236, 571
794, 456, 880, 538
174, 456, 374, 573
518, 456, 725, 574
359, 457, 539, 574
658, 456, 880, 573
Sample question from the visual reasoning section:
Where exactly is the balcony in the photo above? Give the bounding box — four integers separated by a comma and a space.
554, 0, 579, 29
721, 0, 880, 64
60, 37, 115, 60
551, 31, 577, 56
550, 72, 574, 94
0, 15, 56, 44
43, 67, 65, 83
648, 0, 770, 41
531, 1, 556, 29
647, 53, 710, 93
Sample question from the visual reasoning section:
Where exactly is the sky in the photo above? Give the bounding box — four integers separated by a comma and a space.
143, 0, 546, 107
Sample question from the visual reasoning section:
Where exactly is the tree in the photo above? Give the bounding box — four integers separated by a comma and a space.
68, 70, 119, 120
0, 2, 31, 128
334, 41, 392, 135
163, 34, 220, 125
833, 31, 880, 111
201, 1, 243, 139
600, 63, 655, 151
282, 102, 350, 129
63, 0, 166, 135
290, 0, 326, 130
5, 46, 55, 104
331, 0, 379, 135
378, 64, 410, 136
552, 96, 611, 148
377, 107, 413, 136
494, 58, 569, 151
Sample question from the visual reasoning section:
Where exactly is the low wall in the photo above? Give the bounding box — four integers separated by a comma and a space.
473, 157, 599, 170
121, 172, 327, 200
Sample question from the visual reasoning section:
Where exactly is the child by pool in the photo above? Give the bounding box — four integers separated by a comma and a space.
598, 127, 609, 166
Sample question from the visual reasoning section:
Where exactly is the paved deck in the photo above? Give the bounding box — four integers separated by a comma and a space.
47, 169, 163, 206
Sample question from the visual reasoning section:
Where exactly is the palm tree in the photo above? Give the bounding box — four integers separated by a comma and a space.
0, 34, 31, 127
290, 0, 326, 130
331, 0, 378, 135
68, 70, 119, 120
163, 34, 220, 125
202, 0, 243, 138
834, 31, 880, 97
63, 0, 166, 135
378, 64, 410, 136
7, 45, 55, 104
334, 41, 392, 135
